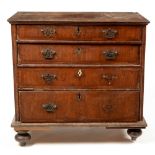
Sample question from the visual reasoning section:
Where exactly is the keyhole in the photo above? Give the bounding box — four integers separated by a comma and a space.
77, 93, 82, 101
77, 69, 83, 77
76, 26, 80, 36
75, 47, 82, 55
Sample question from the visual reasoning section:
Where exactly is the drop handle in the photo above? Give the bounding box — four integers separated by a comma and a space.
102, 28, 118, 39
41, 26, 56, 37
42, 48, 56, 59
42, 73, 57, 83
103, 104, 113, 113
102, 74, 117, 85
42, 103, 57, 112
103, 50, 118, 60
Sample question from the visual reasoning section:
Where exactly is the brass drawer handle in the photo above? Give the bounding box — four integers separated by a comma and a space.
102, 74, 117, 85
103, 104, 113, 113
102, 28, 118, 39
42, 73, 57, 83
42, 103, 57, 112
42, 48, 56, 59
41, 26, 56, 37
103, 50, 118, 60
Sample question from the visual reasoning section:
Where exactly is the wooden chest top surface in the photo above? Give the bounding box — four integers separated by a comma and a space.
8, 12, 149, 25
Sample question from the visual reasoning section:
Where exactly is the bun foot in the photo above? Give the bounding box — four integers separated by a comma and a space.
15, 131, 31, 146
127, 129, 142, 141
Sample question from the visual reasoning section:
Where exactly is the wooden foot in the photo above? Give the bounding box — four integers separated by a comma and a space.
15, 131, 31, 146
127, 129, 142, 141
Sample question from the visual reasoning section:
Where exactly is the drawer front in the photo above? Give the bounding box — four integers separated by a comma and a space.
19, 91, 139, 123
17, 25, 142, 41
18, 68, 140, 89
18, 44, 140, 65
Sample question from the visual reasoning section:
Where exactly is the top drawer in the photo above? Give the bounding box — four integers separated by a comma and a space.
17, 25, 142, 41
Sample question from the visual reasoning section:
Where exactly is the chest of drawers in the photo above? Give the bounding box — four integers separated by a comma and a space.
8, 12, 149, 146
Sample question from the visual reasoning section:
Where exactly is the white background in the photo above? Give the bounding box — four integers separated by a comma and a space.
0, 0, 154, 154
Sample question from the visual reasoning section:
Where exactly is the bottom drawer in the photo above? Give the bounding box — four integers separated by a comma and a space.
19, 91, 140, 123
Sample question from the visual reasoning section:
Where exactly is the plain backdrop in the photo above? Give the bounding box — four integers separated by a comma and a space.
0, 0, 154, 154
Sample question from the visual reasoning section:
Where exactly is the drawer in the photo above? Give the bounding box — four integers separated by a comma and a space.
19, 91, 140, 123
17, 25, 142, 41
18, 67, 140, 89
18, 44, 140, 65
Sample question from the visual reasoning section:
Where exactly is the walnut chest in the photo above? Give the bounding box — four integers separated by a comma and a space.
8, 12, 149, 145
